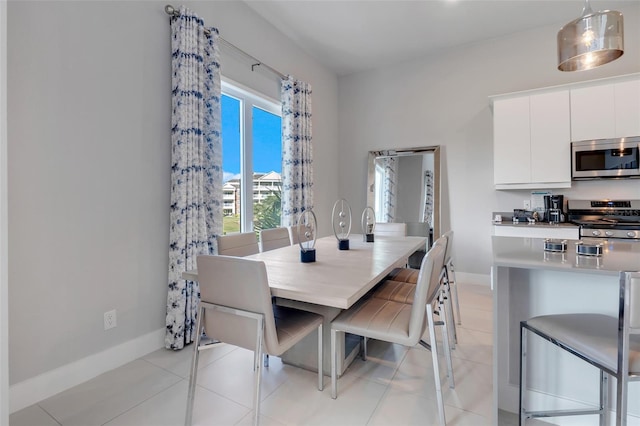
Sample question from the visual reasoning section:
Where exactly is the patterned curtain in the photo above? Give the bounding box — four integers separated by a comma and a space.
422, 170, 434, 227
165, 7, 222, 350
381, 157, 397, 222
281, 76, 313, 227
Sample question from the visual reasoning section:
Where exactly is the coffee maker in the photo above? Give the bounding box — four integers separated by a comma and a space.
544, 195, 564, 223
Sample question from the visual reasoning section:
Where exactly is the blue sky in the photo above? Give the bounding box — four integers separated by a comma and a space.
222, 94, 282, 182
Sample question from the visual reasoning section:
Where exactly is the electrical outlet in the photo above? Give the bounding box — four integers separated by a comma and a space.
523, 200, 531, 210
104, 310, 117, 330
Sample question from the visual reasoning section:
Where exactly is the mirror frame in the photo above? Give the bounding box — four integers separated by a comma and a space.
367, 146, 441, 241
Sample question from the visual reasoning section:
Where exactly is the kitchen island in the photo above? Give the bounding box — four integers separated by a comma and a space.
492, 236, 640, 423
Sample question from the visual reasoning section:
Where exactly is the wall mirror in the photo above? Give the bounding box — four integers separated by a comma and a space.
367, 146, 440, 245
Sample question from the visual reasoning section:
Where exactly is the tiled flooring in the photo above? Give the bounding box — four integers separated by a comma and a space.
10, 282, 494, 426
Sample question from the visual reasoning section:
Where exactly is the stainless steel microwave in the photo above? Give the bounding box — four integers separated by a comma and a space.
571, 137, 640, 180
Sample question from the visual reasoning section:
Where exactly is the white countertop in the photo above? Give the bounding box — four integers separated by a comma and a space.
492, 236, 640, 275
492, 221, 578, 228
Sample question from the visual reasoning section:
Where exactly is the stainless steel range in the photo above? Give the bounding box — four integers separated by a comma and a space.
567, 199, 640, 240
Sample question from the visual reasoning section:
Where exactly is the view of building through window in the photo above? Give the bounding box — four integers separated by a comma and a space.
221, 82, 282, 235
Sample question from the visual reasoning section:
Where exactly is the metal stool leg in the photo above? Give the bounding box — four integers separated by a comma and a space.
519, 324, 528, 426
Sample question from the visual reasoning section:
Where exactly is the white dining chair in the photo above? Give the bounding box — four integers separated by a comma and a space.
370, 236, 455, 386
186, 255, 324, 426
259, 227, 291, 252
374, 231, 459, 350
217, 232, 259, 257
330, 240, 448, 426
288, 225, 300, 245
374, 222, 407, 237
519, 271, 640, 426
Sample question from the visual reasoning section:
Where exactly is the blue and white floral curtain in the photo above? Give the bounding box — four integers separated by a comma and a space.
381, 157, 397, 222
281, 76, 313, 227
166, 6, 222, 350
422, 170, 434, 227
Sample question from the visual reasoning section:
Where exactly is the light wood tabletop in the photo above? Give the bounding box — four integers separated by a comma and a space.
183, 234, 426, 309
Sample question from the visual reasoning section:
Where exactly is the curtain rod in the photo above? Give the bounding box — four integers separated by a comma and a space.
164, 4, 287, 80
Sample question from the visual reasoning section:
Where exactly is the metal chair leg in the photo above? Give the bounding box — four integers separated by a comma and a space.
427, 304, 446, 426
439, 298, 455, 389
185, 305, 205, 426
442, 287, 456, 350
253, 318, 264, 426
362, 336, 368, 361
447, 262, 462, 325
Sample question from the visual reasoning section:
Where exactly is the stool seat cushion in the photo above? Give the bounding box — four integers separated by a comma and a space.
526, 313, 640, 375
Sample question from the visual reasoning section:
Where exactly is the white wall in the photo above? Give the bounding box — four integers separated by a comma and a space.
7, 0, 337, 411
337, 3, 640, 275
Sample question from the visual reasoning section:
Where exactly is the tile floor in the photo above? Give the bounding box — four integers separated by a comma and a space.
11, 281, 495, 426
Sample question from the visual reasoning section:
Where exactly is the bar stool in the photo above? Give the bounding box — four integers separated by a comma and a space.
519, 271, 640, 426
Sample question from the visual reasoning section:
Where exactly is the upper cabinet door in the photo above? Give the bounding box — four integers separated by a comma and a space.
614, 79, 640, 138
530, 91, 571, 184
493, 96, 531, 185
570, 85, 615, 141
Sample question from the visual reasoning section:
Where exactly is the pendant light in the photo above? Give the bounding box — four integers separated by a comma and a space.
557, 0, 624, 72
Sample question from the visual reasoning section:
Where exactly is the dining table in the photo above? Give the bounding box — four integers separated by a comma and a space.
183, 233, 427, 375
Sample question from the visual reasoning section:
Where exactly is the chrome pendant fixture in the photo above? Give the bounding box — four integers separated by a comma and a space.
557, 0, 624, 72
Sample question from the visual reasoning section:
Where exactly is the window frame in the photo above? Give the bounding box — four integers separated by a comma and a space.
221, 78, 282, 233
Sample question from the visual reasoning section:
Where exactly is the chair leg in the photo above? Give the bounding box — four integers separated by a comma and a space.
439, 298, 455, 389
253, 318, 264, 426
185, 306, 205, 426
519, 325, 527, 426
442, 287, 456, 351
427, 304, 446, 426
362, 336, 368, 361
447, 262, 462, 327
317, 324, 323, 391
331, 328, 338, 399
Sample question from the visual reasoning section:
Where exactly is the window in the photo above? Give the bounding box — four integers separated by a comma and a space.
221, 80, 282, 234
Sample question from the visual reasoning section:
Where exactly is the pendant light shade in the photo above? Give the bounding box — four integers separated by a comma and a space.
557, 0, 624, 72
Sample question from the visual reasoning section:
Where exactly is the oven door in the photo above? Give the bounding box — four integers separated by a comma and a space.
572, 137, 640, 180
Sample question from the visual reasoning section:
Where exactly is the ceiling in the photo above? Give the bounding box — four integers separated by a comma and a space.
244, 0, 637, 76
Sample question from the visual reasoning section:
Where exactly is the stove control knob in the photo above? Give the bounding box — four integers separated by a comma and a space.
591, 230, 601, 237
628, 231, 637, 238
605, 231, 614, 237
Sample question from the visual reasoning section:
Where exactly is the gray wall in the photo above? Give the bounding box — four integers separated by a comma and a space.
7, 0, 338, 386
337, 3, 640, 275
1, 0, 8, 423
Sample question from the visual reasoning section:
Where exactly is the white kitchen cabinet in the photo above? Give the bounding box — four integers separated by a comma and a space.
493, 91, 571, 189
571, 77, 640, 141
614, 79, 640, 138
493, 96, 530, 185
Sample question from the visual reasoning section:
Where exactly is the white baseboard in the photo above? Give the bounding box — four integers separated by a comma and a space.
10, 327, 165, 413
456, 271, 491, 287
